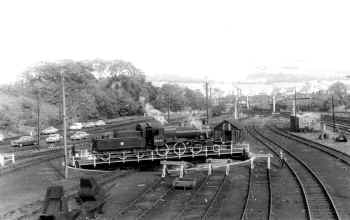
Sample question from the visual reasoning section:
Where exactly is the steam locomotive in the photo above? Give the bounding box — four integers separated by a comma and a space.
91, 120, 243, 153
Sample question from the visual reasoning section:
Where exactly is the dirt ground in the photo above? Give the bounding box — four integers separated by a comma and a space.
0, 157, 143, 220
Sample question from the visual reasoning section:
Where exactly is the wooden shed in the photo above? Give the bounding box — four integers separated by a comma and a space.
213, 119, 244, 143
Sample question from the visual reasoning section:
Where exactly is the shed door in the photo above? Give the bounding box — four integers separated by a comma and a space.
223, 123, 232, 142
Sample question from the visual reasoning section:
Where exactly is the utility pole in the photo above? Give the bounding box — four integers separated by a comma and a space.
293, 88, 297, 117
246, 95, 249, 110
61, 71, 68, 179
205, 81, 209, 124
36, 91, 40, 149
332, 95, 336, 132
234, 88, 239, 120
167, 93, 170, 122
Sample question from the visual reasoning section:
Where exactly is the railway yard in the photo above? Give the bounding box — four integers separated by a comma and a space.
1, 114, 350, 220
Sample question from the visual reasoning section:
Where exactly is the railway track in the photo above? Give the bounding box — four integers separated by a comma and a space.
0, 149, 64, 176
116, 178, 173, 219
269, 125, 350, 167
249, 126, 340, 220
240, 157, 271, 220
174, 171, 227, 220
116, 171, 228, 220
322, 121, 350, 134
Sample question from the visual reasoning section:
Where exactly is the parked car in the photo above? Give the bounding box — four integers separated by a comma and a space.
70, 131, 89, 140
46, 134, 62, 143
84, 122, 95, 128
70, 122, 83, 130
95, 120, 106, 126
41, 126, 59, 135
11, 136, 37, 147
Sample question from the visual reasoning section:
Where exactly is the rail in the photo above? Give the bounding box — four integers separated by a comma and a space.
240, 167, 252, 220
251, 126, 340, 220
269, 125, 350, 166
247, 126, 310, 220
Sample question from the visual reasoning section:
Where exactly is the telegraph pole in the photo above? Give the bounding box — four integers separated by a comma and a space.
332, 95, 336, 132
294, 88, 297, 117
205, 81, 209, 124
167, 93, 170, 121
234, 88, 239, 120
36, 91, 40, 149
246, 95, 249, 110
61, 71, 68, 179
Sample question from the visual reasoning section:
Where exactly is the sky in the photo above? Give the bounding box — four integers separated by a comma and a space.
1, 0, 350, 85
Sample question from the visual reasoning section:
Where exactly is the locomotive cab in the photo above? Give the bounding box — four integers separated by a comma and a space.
136, 122, 164, 147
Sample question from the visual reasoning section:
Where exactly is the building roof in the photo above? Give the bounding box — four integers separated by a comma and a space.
213, 119, 244, 131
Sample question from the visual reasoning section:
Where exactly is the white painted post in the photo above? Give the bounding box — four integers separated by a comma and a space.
162, 164, 167, 178
93, 156, 96, 167
279, 150, 283, 160
0, 154, 4, 167
208, 163, 212, 175
267, 156, 271, 170
72, 156, 75, 167
180, 163, 184, 178
151, 151, 154, 161
11, 153, 15, 164
250, 158, 254, 169
226, 164, 230, 176
205, 146, 208, 157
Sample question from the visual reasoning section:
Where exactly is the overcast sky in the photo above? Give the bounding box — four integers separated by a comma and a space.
0, 0, 349, 84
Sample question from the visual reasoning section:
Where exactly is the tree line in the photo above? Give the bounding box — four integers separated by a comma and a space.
0, 59, 206, 135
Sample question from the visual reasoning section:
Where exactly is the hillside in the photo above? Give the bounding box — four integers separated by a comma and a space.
0, 91, 58, 137
0, 60, 206, 138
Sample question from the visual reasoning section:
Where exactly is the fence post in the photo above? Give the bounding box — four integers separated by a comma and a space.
162, 164, 167, 178
250, 158, 254, 169
226, 164, 230, 176
0, 154, 4, 167
267, 156, 271, 170
180, 163, 184, 178
11, 153, 15, 164
72, 156, 75, 167
109, 153, 111, 165
208, 163, 212, 176
93, 156, 96, 167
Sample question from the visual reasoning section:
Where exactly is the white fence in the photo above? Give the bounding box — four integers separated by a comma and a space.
0, 153, 15, 167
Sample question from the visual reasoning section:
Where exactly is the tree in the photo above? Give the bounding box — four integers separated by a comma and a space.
328, 81, 347, 103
